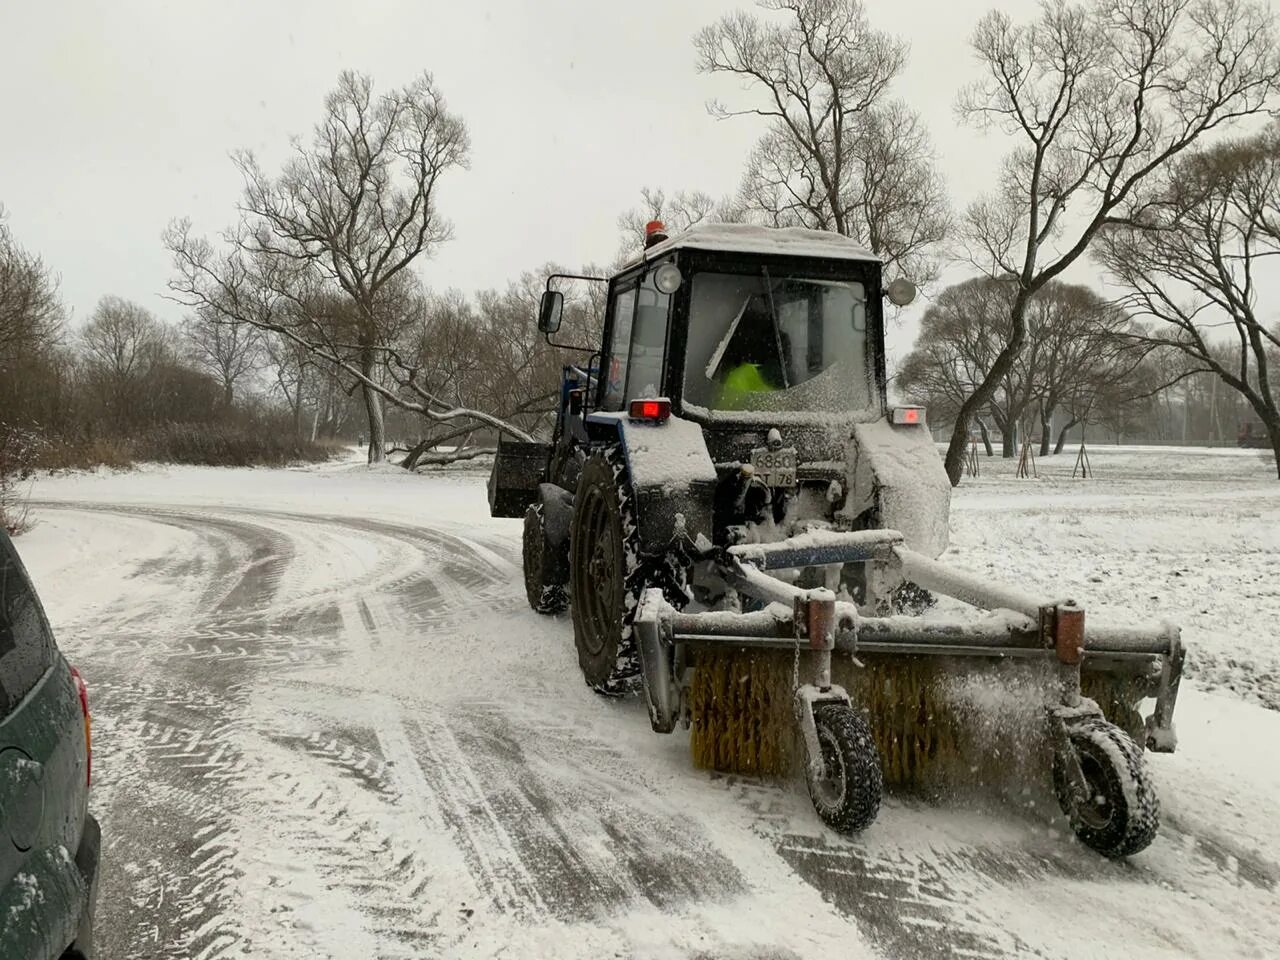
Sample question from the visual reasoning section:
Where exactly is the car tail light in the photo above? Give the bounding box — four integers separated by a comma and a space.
70, 666, 91, 787
891, 406, 925, 426
628, 398, 671, 423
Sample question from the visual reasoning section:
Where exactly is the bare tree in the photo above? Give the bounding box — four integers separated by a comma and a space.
81, 296, 171, 382
230, 70, 470, 463
695, 0, 950, 284
80, 297, 185, 430
0, 210, 63, 372
1031, 286, 1138, 454
261, 330, 315, 441
182, 305, 260, 407
943, 0, 1280, 484
168, 228, 543, 455
1098, 127, 1280, 474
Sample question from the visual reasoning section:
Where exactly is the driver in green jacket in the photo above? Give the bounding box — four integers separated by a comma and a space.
720, 361, 776, 409
717, 296, 783, 410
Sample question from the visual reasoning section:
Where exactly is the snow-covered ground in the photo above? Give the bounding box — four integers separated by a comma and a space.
14, 444, 1279, 959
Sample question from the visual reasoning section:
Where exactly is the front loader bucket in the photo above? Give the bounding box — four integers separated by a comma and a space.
487, 439, 549, 518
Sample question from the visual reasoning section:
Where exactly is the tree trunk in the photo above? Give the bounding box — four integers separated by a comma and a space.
1054, 418, 1079, 455
222, 380, 235, 409
1002, 426, 1015, 459
977, 418, 994, 457
944, 299, 1029, 484
360, 346, 386, 463
1039, 404, 1053, 457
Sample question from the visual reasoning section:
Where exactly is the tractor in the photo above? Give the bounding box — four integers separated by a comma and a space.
487, 222, 1184, 858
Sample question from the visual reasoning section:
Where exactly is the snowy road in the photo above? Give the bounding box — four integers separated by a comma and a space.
15, 451, 1280, 959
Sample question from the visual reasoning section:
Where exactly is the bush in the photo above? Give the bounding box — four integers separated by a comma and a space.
0, 425, 46, 534
35, 436, 134, 472
28, 423, 337, 473
1, 419, 337, 534
131, 423, 335, 467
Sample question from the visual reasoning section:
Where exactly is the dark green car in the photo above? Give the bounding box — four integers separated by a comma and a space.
0, 529, 100, 960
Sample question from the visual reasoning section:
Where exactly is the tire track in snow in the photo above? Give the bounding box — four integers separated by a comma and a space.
81, 674, 251, 960
34, 505, 311, 958
342, 597, 549, 924
711, 778, 1044, 960
34, 502, 294, 618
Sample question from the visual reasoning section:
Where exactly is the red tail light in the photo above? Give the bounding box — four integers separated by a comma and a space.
70, 666, 91, 787
891, 406, 925, 426
628, 398, 671, 423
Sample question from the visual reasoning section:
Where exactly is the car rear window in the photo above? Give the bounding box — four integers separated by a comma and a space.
0, 533, 55, 716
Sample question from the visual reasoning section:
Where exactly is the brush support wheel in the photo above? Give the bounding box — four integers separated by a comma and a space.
805, 702, 883, 834
1052, 717, 1160, 858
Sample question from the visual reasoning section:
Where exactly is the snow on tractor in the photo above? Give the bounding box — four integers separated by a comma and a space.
487, 221, 1185, 858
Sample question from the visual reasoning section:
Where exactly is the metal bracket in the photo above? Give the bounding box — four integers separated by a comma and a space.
1047, 700, 1103, 805
634, 588, 680, 734
1040, 601, 1085, 665
1146, 631, 1184, 752
793, 591, 836, 651
794, 683, 850, 782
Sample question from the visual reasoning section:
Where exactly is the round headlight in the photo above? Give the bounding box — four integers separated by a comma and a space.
885, 277, 917, 307
654, 262, 683, 295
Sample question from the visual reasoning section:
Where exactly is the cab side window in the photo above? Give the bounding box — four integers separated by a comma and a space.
601, 284, 637, 411
0, 535, 55, 716
623, 270, 672, 402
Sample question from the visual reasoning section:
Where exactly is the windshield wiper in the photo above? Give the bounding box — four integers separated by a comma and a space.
759, 265, 791, 389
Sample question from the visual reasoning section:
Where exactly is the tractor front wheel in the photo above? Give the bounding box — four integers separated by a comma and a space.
569, 450, 640, 695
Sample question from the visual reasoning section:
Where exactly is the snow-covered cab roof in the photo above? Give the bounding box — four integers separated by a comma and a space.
629, 223, 880, 269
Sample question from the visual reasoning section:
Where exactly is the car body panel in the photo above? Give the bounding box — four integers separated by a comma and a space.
1, 530, 97, 959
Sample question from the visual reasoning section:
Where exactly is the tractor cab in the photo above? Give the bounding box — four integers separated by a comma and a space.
576, 224, 891, 441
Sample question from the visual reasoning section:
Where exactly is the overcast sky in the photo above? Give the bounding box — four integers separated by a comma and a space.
1, 0, 1036, 362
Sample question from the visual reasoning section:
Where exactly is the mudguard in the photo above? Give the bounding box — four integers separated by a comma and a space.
586, 412, 717, 551
841, 419, 951, 558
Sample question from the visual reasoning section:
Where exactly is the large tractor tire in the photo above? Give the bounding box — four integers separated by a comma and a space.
522, 503, 568, 615
568, 448, 691, 696
569, 449, 643, 695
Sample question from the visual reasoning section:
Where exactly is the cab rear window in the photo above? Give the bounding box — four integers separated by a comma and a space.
0, 533, 55, 716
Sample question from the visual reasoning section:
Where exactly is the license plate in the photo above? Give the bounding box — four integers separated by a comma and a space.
751, 446, 797, 487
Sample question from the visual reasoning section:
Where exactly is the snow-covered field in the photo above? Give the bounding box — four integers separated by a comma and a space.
14, 444, 1280, 959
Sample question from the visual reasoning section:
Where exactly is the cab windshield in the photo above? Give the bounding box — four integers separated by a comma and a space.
682, 269, 872, 415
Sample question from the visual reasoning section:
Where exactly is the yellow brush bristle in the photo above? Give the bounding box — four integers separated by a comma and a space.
689, 648, 797, 776
688, 647, 1149, 790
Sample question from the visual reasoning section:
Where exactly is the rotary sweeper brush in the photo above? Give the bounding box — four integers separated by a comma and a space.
487, 221, 1185, 858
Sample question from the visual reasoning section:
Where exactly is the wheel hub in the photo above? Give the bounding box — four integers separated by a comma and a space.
812, 727, 847, 811
1077, 756, 1114, 830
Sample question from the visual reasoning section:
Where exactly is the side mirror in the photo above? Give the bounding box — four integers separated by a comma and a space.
538, 290, 564, 334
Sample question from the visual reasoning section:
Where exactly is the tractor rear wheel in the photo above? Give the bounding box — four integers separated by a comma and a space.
569, 450, 641, 695
523, 503, 567, 615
